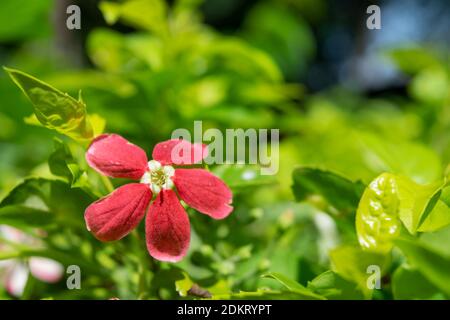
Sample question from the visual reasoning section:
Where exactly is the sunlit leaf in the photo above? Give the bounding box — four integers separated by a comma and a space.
329, 245, 387, 298
356, 173, 443, 253
360, 133, 442, 184
100, 0, 167, 35
4, 67, 93, 140
417, 200, 450, 233
387, 47, 441, 75
174, 271, 195, 297
88, 113, 106, 137
410, 67, 449, 105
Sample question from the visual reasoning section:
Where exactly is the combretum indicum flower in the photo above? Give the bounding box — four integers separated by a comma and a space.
0, 226, 63, 297
84, 134, 233, 262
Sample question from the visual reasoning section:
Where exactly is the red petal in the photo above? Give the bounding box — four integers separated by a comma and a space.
152, 139, 208, 165
174, 169, 233, 219
85, 183, 151, 241
146, 189, 190, 262
86, 134, 148, 179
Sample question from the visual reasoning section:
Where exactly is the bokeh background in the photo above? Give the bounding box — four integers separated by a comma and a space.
0, 0, 449, 300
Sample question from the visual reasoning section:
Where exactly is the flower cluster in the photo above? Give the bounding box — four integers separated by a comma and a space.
84, 134, 233, 262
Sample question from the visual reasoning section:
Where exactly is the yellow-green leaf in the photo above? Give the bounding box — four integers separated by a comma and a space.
261, 272, 325, 299
99, 0, 167, 35
356, 173, 402, 253
4, 67, 93, 140
356, 173, 444, 253
418, 186, 450, 232
330, 245, 387, 298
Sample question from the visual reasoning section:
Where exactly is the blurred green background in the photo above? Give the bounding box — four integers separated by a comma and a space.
0, 0, 449, 300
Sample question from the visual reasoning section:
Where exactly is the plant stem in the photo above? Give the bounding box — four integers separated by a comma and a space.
100, 175, 114, 193
132, 230, 152, 299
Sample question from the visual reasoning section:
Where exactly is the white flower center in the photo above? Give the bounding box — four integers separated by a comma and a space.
140, 160, 175, 194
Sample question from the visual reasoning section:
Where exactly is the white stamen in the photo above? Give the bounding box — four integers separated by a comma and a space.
163, 166, 175, 177
140, 171, 151, 184
147, 160, 161, 171
151, 184, 161, 194
140, 160, 175, 194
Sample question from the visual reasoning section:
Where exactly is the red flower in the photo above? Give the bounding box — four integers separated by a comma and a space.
84, 134, 233, 262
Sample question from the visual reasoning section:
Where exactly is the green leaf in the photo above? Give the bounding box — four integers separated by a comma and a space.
261, 272, 325, 300
88, 114, 106, 137
99, 0, 167, 35
174, 271, 195, 297
417, 200, 450, 232
292, 167, 365, 213
0, 177, 93, 229
356, 173, 402, 253
410, 67, 449, 105
4, 67, 93, 140
417, 185, 450, 232
212, 289, 324, 300
395, 238, 450, 296
262, 272, 306, 291
393, 176, 443, 234
392, 265, 444, 299
307, 270, 365, 300
86, 29, 129, 72
48, 138, 88, 188
356, 173, 443, 253
360, 133, 442, 185
0, 205, 54, 228
1, 177, 55, 208
387, 47, 441, 75
329, 245, 387, 298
